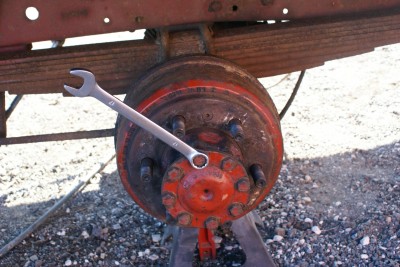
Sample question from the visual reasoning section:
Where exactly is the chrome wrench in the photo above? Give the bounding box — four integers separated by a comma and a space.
64, 69, 208, 169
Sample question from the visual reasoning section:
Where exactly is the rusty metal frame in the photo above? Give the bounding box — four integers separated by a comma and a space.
1, 0, 400, 47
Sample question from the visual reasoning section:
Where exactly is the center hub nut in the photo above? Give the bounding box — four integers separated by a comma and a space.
162, 151, 251, 228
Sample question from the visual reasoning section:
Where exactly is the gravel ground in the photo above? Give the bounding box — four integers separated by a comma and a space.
0, 44, 399, 267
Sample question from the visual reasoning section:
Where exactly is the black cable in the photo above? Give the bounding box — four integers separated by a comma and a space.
279, 70, 306, 120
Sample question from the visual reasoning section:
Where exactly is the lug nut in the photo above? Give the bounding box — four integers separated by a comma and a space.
166, 166, 184, 182
229, 203, 245, 217
220, 157, 237, 171
229, 118, 244, 141
140, 158, 153, 183
162, 192, 176, 208
236, 177, 251, 192
250, 164, 267, 188
205, 217, 219, 230
177, 213, 192, 226
172, 115, 186, 138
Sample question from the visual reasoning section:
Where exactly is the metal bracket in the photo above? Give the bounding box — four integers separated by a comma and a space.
167, 212, 276, 266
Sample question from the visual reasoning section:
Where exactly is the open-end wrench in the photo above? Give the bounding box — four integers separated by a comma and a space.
64, 69, 208, 169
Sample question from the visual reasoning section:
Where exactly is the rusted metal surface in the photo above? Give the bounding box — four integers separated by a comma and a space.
197, 228, 216, 261
115, 56, 283, 222
1, 10, 399, 95
0, 92, 5, 138
1, 0, 400, 47
0, 129, 114, 145
162, 152, 250, 228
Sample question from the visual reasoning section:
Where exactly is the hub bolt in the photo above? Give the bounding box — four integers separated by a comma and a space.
236, 178, 251, 192
172, 115, 186, 138
220, 157, 237, 171
177, 213, 192, 226
166, 166, 184, 182
205, 217, 219, 230
140, 158, 153, 183
229, 203, 245, 217
162, 192, 176, 207
250, 164, 267, 188
229, 118, 244, 141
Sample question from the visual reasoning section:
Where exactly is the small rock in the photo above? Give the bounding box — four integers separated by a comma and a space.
360, 254, 369, 259
151, 234, 161, 243
303, 197, 312, 204
138, 251, 144, 257
304, 218, 313, 223
334, 215, 340, 221
305, 244, 313, 254
30, 255, 39, 261
81, 230, 90, 239
114, 261, 120, 266
312, 226, 322, 235
100, 253, 106, 259
148, 254, 159, 261
275, 227, 285, 236
212, 236, 223, 244
225, 245, 233, 251
64, 259, 72, 266
66, 208, 70, 213
23, 261, 31, 267
273, 235, 283, 242
304, 175, 312, 183
112, 224, 121, 230
144, 249, 150, 255
386, 216, 392, 224
360, 236, 370, 246
335, 201, 341, 207
57, 229, 66, 236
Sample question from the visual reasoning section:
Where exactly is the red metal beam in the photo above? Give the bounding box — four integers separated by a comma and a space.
1, 0, 400, 47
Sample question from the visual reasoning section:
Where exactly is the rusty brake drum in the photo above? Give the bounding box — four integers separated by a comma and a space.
115, 55, 283, 228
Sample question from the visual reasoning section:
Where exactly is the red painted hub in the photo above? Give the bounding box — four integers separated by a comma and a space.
115, 55, 283, 226
162, 151, 250, 228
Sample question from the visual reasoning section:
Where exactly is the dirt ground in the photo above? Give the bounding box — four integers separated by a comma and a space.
0, 43, 399, 267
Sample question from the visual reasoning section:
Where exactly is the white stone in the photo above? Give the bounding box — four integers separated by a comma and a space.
303, 197, 312, 204
304, 218, 313, 223
148, 254, 159, 261
138, 251, 144, 257
151, 234, 161, 243
361, 254, 369, 259
273, 235, 283, 242
81, 230, 90, 239
312, 226, 322, 235
64, 259, 72, 266
360, 236, 370, 246
225, 245, 233, 251
57, 229, 66, 236
212, 236, 223, 244
144, 249, 150, 255
100, 253, 106, 259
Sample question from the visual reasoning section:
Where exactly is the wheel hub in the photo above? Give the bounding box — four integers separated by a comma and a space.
115, 55, 283, 228
163, 151, 250, 228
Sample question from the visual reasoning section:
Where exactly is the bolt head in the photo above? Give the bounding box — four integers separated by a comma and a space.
177, 213, 192, 226
162, 192, 176, 207
236, 178, 250, 192
166, 166, 184, 182
205, 217, 219, 230
229, 203, 244, 217
220, 157, 237, 171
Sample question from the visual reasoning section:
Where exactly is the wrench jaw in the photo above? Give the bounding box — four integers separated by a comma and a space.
189, 152, 209, 169
64, 69, 97, 97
